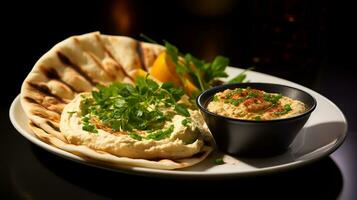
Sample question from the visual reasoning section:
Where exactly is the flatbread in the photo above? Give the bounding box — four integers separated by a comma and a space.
20, 32, 212, 170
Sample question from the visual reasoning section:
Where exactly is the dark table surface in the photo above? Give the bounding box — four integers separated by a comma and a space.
2, 0, 356, 199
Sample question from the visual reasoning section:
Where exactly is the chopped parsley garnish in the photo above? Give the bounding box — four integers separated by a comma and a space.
82, 116, 98, 133
80, 76, 189, 140
264, 93, 282, 104
247, 92, 258, 98
231, 100, 240, 106
82, 124, 98, 133
213, 95, 219, 102
226, 88, 243, 99
222, 88, 255, 106
224, 97, 243, 106
274, 104, 292, 115
232, 99, 244, 106
209, 86, 302, 120
174, 103, 190, 117
146, 125, 174, 140
213, 158, 225, 165
129, 133, 143, 141
181, 118, 192, 126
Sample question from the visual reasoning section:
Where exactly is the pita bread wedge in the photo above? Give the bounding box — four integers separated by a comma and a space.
20, 32, 213, 170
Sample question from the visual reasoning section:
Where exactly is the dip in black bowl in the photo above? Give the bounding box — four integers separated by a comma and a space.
196, 83, 317, 157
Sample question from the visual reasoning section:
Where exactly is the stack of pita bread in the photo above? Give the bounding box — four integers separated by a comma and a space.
20, 32, 212, 170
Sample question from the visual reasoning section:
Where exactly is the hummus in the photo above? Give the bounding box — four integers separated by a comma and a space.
60, 83, 208, 160
207, 87, 306, 120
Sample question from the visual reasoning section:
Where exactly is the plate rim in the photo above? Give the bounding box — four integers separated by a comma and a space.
9, 67, 348, 178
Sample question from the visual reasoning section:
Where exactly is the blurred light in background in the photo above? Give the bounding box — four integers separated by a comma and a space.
111, 0, 133, 35
105, 0, 326, 86
179, 0, 237, 16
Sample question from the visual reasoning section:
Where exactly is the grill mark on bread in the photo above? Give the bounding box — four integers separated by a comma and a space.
27, 82, 65, 103
136, 42, 148, 71
105, 49, 134, 82
29, 121, 40, 129
46, 121, 60, 132
24, 96, 38, 104
32, 111, 60, 123
24, 96, 62, 114
73, 37, 116, 81
87, 52, 116, 80
40, 66, 81, 93
94, 34, 134, 81
29, 122, 51, 143
21, 33, 211, 168
57, 51, 98, 86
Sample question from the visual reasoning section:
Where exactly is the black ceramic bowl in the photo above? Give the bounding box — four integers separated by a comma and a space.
197, 83, 317, 157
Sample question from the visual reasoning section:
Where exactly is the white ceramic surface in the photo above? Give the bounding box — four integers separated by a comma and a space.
10, 67, 347, 178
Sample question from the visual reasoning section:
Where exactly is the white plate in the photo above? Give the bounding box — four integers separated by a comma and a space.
10, 67, 347, 178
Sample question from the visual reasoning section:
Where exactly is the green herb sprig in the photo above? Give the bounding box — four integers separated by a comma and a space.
140, 34, 252, 97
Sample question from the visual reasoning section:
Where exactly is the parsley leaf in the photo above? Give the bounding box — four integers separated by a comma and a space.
146, 125, 174, 140
174, 103, 190, 117
247, 92, 258, 98
228, 67, 254, 83
81, 116, 98, 133
82, 124, 98, 133
162, 41, 246, 95
181, 118, 192, 126
264, 93, 282, 105
206, 56, 229, 81
140, 36, 252, 97
274, 104, 292, 115
213, 158, 225, 165
129, 133, 143, 141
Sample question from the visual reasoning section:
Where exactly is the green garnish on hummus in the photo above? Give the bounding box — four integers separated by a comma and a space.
79, 76, 192, 139
208, 87, 306, 120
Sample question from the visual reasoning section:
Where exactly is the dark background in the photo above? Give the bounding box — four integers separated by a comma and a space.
1, 0, 356, 199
